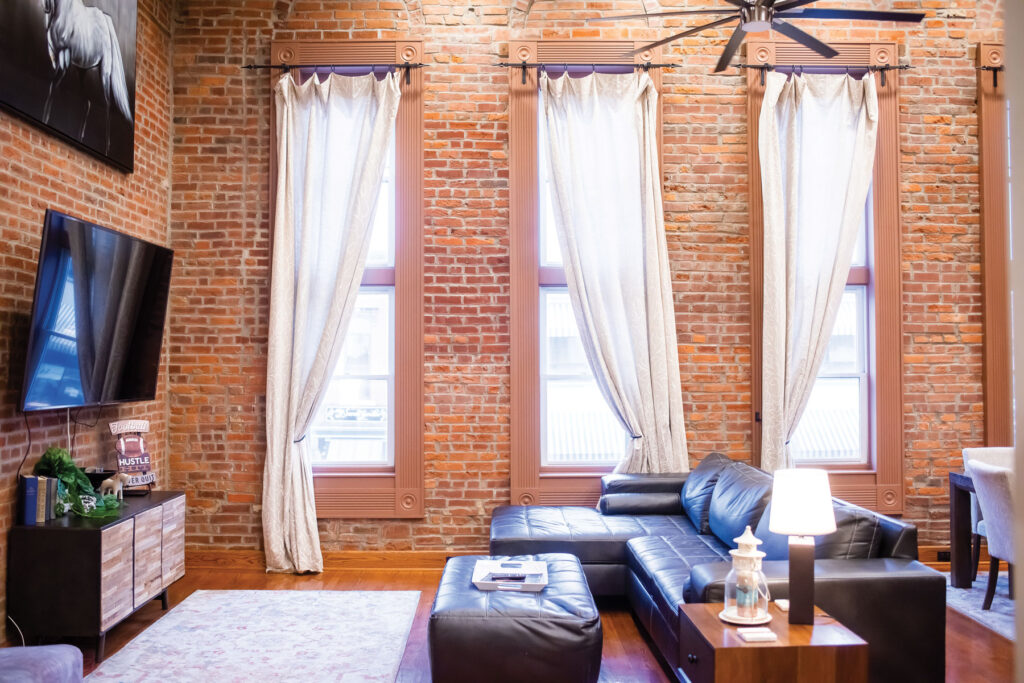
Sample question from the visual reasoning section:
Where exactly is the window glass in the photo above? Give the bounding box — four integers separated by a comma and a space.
366, 135, 396, 268
538, 91, 563, 268
540, 288, 627, 465
850, 187, 871, 268
310, 288, 394, 465
790, 287, 869, 464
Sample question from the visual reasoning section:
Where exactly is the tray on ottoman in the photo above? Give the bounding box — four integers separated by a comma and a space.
428, 553, 602, 683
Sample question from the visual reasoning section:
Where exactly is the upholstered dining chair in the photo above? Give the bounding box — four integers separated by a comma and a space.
962, 447, 1015, 581
965, 459, 1014, 610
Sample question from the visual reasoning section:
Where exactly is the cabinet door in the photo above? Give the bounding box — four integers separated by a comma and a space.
162, 495, 186, 587
100, 521, 134, 630
133, 506, 164, 606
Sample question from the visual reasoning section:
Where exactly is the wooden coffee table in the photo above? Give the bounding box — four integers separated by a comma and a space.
677, 602, 867, 683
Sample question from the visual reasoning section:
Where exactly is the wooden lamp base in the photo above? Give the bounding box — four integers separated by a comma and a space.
788, 536, 815, 625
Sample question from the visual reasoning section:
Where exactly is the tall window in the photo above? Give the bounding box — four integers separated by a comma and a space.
309, 139, 396, 466
510, 41, 662, 506
746, 39, 904, 513
538, 95, 627, 467
789, 197, 871, 464
271, 39, 424, 519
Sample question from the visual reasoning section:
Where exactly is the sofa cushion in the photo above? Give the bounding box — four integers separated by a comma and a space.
599, 492, 684, 516
681, 452, 731, 534
755, 500, 884, 561
627, 533, 731, 636
602, 473, 690, 495
489, 505, 698, 565
708, 461, 773, 548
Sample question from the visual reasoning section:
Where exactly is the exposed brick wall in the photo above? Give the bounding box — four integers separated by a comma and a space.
0, 0, 175, 643
165, 0, 1002, 558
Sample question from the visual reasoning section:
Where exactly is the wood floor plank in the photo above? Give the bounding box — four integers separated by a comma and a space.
79, 567, 1010, 682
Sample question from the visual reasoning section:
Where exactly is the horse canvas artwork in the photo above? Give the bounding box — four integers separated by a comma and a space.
0, 0, 136, 172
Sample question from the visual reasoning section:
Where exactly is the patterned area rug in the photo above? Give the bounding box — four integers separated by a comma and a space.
946, 573, 1015, 641
87, 590, 420, 682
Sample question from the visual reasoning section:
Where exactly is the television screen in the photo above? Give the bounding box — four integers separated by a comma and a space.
21, 210, 173, 412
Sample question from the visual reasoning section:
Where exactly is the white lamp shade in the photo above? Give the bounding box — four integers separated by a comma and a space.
768, 468, 837, 536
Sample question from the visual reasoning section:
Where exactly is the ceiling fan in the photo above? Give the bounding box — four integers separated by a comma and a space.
585, 1, 925, 73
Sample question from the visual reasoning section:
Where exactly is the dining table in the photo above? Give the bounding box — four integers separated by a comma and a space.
948, 470, 975, 588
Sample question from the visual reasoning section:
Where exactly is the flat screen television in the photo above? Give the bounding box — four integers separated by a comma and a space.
21, 210, 174, 412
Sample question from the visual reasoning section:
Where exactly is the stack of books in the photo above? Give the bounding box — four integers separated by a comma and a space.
18, 474, 57, 525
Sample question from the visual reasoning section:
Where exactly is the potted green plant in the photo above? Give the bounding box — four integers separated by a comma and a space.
33, 446, 121, 518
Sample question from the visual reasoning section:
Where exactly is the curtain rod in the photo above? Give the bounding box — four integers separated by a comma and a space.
977, 64, 1004, 88
242, 62, 427, 84
733, 62, 913, 87
494, 61, 675, 84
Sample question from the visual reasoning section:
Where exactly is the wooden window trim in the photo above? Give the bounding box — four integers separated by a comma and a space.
977, 43, 1012, 447
510, 40, 662, 506
747, 41, 904, 513
270, 40, 424, 518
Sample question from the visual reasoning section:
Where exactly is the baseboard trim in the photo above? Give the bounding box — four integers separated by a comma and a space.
187, 545, 978, 573
186, 548, 481, 571
919, 543, 990, 572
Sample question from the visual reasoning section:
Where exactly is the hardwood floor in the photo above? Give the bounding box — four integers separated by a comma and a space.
945, 603, 1013, 682
82, 567, 1012, 682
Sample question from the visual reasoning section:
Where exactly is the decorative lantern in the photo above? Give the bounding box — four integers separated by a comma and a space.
719, 526, 771, 625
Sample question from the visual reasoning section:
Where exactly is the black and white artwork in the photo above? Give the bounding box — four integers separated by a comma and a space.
0, 1, 137, 172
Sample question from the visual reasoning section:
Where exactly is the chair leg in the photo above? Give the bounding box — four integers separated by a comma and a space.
983, 557, 1000, 610
972, 534, 982, 582
1010, 564, 1015, 600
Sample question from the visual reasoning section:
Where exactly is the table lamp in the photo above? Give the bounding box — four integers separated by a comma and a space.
768, 468, 836, 625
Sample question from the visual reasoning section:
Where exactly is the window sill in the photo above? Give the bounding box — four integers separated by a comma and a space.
313, 467, 396, 477
540, 466, 615, 477
794, 463, 875, 474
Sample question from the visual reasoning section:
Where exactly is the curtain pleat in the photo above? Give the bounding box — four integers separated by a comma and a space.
540, 71, 689, 474
759, 72, 878, 472
264, 72, 401, 573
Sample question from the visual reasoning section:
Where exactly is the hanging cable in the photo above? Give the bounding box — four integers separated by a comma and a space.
16, 412, 33, 476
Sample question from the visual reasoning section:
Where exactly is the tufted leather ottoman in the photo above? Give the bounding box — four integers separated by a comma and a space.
428, 553, 602, 683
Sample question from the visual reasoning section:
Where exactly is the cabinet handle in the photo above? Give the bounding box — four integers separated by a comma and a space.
687, 654, 698, 664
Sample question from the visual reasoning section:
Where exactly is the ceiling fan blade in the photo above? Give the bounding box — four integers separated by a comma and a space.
770, 19, 839, 59
714, 24, 747, 72
773, 0, 819, 12
776, 8, 925, 22
586, 8, 736, 24
627, 16, 739, 56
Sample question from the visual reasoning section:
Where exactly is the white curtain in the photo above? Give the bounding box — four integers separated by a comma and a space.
759, 72, 878, 472
264, 72, 401, 573
540, 71, 688, 474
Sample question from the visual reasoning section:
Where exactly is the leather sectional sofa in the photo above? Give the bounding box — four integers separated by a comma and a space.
490, 453, 946, 683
